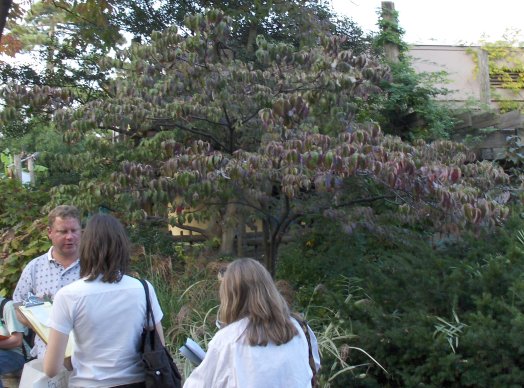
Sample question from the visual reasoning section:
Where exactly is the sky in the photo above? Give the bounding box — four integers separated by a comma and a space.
331, 0, 524, 45
3, 0, 523, 67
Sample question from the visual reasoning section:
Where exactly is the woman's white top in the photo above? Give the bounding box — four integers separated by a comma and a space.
49, 275, 163, 388
184, 317, 320, 388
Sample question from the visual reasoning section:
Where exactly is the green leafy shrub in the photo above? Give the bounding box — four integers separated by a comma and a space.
0, 179, 50, 295
376, 62, 455, 140
278, 210, 524, 386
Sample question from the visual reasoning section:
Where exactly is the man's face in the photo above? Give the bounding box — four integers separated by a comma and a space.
48, 216, 81, 260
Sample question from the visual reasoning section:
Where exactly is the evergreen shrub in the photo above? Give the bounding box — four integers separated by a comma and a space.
277, 210, 524, 387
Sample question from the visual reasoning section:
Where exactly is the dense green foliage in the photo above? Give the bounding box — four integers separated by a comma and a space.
278, 209, 524, 386
472, 32, 524, 114
376, 61, 455, 140
0, 179, 50, 296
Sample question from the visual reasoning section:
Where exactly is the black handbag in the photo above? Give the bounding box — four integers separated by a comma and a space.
139, 279, 182, 388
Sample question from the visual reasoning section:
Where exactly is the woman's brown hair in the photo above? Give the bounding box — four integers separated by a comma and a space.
79, 213, 130, 283
218, 258, 298, 346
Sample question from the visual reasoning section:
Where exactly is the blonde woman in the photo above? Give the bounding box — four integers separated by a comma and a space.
184, 258, 320, 388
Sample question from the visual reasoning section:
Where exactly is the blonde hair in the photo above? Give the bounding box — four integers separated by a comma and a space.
218, 258, 298, 346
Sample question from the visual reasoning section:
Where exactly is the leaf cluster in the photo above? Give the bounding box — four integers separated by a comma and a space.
278, 208, 524, 386
0, 179, 50, 296
474, 31, 524, 113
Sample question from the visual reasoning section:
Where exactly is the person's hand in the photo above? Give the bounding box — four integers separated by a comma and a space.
15, 307, 31, 327
64, 356, 73, 371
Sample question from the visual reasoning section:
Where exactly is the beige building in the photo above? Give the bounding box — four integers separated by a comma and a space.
408, 45, 524, 160
408, 45, 524, 108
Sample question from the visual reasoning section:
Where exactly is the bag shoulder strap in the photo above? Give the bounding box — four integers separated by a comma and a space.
139, 279, 156, 326
297, 318, 317, 386
139, 278, 157, 349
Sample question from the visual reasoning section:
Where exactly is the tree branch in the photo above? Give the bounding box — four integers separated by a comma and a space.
150, 120, 227, 151
169, 220, 211, 238
332, 194, 397, 208
51, 0, 104, 30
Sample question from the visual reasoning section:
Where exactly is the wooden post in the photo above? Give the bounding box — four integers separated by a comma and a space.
381, 1, 400, 63
0, 0, 13, 43
28, 155, 36, 185
478, 49, 491, 105
13, 154, 22, 182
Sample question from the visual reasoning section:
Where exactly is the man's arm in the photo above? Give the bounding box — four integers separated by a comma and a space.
14, 306, 30, 327
0, 298, 23, 348
13, 265, 34, 327
0, 332, 22, 349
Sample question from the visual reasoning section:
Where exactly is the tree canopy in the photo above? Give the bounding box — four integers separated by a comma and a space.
0, 4, 511, 274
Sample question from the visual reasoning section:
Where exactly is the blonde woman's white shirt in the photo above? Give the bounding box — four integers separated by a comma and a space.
184, 317, 320, 388
49, 275, 163, 388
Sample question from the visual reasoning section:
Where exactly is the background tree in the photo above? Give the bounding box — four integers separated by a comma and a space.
0, 0, 26, 56
110, 0, 371, 55
0, 178, 50, 295
1, 0, 369, 165
372, 3, 456, 140
2, 10, 509, 274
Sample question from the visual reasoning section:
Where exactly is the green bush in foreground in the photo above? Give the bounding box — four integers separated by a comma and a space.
278, 211, 524, 387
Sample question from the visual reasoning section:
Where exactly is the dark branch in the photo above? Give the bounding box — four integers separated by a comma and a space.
332, 194, 397, 208
0, 0, 12, 43
51, 0, 103, 30
149, 120, 227, 151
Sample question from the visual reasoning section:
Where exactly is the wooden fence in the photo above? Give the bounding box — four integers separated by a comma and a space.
5, 153, 38, 184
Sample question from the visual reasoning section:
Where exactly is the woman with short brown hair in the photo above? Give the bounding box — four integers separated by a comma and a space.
44, 213, 164, 388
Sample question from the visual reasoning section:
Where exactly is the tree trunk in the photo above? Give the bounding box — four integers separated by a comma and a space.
236, 211, 245, 256
381, 2, 400, 63
261, 220, 282, 277
246, 24, 257, 54
262, 218, 271, 270
267, 238, 278, 277
0, 0, 12, 43
219, 202, 237, 255
28, 156, 35, 185
45, 21, 56, 80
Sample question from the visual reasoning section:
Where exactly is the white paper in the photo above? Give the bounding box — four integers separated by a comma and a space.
19, 359, 70, 388
26, 302, 52, 326
179, 338, 206, 366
